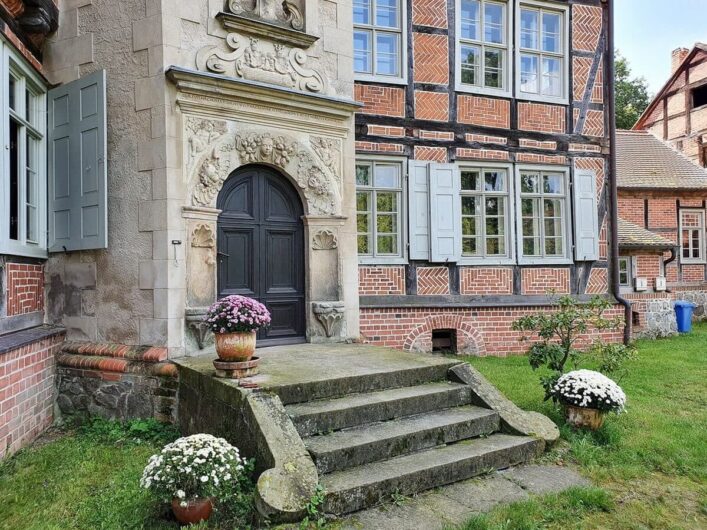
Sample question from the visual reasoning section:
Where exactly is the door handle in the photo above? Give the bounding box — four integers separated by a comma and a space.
217, 251, 229, 261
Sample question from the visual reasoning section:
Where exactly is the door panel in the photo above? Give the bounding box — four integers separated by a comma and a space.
217, 166, 305, 345
219, 227, 256, 297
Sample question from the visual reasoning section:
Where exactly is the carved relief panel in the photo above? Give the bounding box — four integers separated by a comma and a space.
228, 0, 305, 31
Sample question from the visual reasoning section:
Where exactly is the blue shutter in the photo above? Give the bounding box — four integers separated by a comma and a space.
48, 70, 107, 252
573, 169, 599, 261
429, 163, 461, 262
407, 160, 430, 260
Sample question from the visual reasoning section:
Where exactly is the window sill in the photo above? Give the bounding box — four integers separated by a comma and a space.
454, 83, 511, 99
458, 258, 516, 266
515, 92, 569, 107
359, 257, 408, 266
355, 74, 408, 86
0, 324, 65, 355
517, 258, 573, 266
0, 244, 48, 259
680, 259, 706, 265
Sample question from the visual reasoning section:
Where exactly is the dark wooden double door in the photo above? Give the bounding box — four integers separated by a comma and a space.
217, 166, 305, 345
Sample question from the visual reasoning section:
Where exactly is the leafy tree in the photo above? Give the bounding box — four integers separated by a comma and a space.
615, 51, 651, 130
512, 295, 635, 401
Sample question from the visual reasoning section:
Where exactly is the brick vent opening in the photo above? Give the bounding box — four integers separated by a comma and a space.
431, 329, 456, 353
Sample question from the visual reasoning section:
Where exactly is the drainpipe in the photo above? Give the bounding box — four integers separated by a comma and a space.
605, 0, 632, 343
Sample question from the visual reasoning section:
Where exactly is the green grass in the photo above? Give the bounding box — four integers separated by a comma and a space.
1, 327, 706, 529
0, 418, 256, 530
457, 323, 707, 530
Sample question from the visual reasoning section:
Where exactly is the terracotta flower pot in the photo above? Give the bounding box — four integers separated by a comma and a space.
215, 330, 257, 361
171, 497, 213, 525
564, 404, 605, 430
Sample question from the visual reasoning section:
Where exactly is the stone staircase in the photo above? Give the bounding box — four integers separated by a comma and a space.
283, 363, 545, 515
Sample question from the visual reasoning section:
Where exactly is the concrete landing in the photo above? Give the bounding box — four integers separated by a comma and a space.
332, 465, 589, 530
177, 343, 460, 404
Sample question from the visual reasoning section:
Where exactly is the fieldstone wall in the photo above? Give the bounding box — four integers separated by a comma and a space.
56, 370, 178, 423
678, 290, 707, 320
636, 298, 678, 339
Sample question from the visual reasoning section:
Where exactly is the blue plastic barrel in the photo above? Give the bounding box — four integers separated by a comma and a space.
674, 301, 696, 333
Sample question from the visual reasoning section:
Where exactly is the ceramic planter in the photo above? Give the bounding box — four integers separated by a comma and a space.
564, 404, 605, 430
171, 497, 213, 525
215, 330, 257, 361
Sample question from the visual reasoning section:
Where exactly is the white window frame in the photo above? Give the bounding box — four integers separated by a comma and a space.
353, 0, 408, 85
514, 0, 569, 105
458, 162, 515, 265
356, 156, 407, 264
1, 37, 48, 258
515, 164, 572, 265
618, 256, 633, 288
679, 209, 706, 264
455, 0, 513, 97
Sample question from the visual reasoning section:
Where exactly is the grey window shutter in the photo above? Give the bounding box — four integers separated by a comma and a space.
48, 70, 107, 252
573, 169, 599, 261
408, 160, 430, 260
429, 163, 461, 262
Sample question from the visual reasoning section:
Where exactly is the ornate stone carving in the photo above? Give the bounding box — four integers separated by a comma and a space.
185, 308, 211, 350
228, 0, 304, 31
312, 302, 345, 338
196, 34, 325, 93
186, 118, 228, 171
191, 224, 215, 248
234, 132, 296, 167
193, 149, 230, 207
296, 150, 335, 214
312, 230, 337, 250
310, 136, 341, 183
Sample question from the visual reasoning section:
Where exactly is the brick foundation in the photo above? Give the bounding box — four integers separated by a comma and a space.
359, 306, 624, 356
0, 331, 65, 459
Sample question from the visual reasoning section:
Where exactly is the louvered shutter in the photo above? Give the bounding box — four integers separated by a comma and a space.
48, 70, 107, 252
408, 160, 430, 260
429, 163, 461, 262
573, 169, 599, 261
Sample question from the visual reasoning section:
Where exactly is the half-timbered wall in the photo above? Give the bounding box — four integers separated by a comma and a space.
354, 0, 616, 355
636, 46, 707, 167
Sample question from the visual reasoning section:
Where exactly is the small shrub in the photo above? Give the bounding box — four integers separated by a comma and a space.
74, 417, 179, 445
512, 295, 634, 399
552, 370, 626, 412
300, 484, 327, 529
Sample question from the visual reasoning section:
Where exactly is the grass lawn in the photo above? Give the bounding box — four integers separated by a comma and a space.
458, 322, 707, 530
1, 326, 705, 529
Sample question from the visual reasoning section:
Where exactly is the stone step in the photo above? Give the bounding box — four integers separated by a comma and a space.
322, 434, 544, 515
287, 381, 471, 437
271, 360, 460, 405
305, 406, 500, 474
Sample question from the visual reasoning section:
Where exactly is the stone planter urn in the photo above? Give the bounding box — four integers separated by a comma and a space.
171, 497, 213, 525
564, 404, 605, 430
215, 330, 257, 362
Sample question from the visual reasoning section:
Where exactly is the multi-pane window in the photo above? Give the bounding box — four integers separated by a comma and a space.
458, 0, 508, 92
618, 257, 632, 287
680, 210, 705, 262
2, 39, 47, 256
356, 161, 403, 258
519, 170, 567, 259
354, 0, 403, 79
518, 3, 566, 99
460, 168, 509, 258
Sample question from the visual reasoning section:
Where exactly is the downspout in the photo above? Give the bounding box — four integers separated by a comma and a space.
605, 0, 632, 343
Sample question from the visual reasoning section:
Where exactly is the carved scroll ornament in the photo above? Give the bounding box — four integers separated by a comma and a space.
228, 0, 304, 31
193, 149, 230, 207
196, 34, 324, 93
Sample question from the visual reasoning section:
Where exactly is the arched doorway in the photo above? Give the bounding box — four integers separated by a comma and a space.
216, 165, 306, 345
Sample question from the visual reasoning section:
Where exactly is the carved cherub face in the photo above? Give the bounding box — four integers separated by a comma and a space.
249, 38, 258, 50
260, 136, 274, 156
